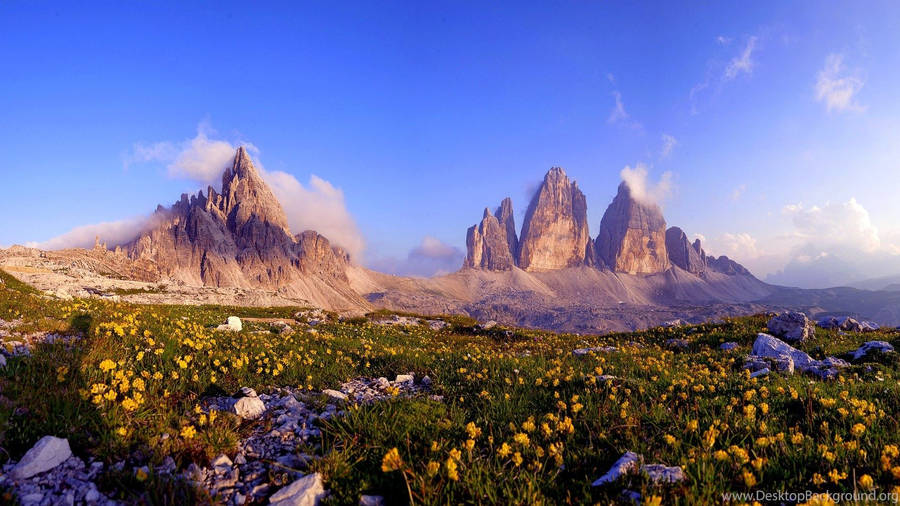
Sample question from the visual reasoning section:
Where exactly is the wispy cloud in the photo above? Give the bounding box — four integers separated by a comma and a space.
660, 134, 677, 159
607, 87, 642, 130
815, 53, 866, 113
716, 35, 731, 46
731, 184, 747, 201
723, 36, 758, 81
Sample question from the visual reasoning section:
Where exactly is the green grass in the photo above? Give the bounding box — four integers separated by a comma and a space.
1, 267, 900, 504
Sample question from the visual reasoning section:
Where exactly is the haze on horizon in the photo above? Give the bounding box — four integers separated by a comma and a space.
2, 1, 900, 289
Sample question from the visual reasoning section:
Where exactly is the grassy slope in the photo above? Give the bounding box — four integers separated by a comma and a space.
1, 268, 900, 504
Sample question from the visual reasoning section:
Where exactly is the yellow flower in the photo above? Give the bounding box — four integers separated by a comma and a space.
812, 473, 825, 485
448, 448, 462, 461
99, 359, 117, 372
381, 447, 403, 472
858, 474, 874, 490
466, 421, 482, 439
513, 433, 530, 446
827, 469, 847, 484
464, 439, 475, 451
426, 461, 440, 477
116, 427, 127, 437
801, 493, 837, 506
851, 423, 866, 438
497, 442, 511, 458
713, 450, 729, 461
445, 458, 459, 481
742, 469, 757, 487
645, 496, 662, 506
512, 451, 523, 467
180, 425, 196, 440
686, 419, 699, 432
663, 434, 676, 446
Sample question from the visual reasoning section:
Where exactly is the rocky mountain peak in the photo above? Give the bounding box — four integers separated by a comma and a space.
517, 167, 592, 271
494, 197, 518, 259
596, 182, 669, 274
665, 226, 706, 274
465, 202, 516, 271
220, 146, 291, 236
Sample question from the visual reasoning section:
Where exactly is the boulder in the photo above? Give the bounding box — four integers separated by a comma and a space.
269, 472, 326, 506
751, 333, 847, 380
719, 342, 739, 351
591, 451, 686, 486
322, 389, 348, 402
218, 316, 243, 332
766, 312, 814, 342
852, 341, 894, 361
359, 496, 385, 506
233, 396, 266, 420
11, 436, 72, 480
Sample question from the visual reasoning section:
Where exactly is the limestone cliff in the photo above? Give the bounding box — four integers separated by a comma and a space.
595, 183, 669, 274
465, 207, 516, 270
665, 226, 706, 274
517, 168, 592, 271
495, 197, 518, 260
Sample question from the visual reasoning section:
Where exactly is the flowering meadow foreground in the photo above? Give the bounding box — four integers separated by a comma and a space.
2, 269, 900, 505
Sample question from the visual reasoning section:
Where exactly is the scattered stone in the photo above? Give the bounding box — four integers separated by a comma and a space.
852, 341, 895, 361
719, 342, 739, 351
426, 320, 448, 331
235, 386, 259, 398
234, 396, 266, 420
749, 333, 847, 380
749, 368, 770, 378
665, 338, 689, 350
481, 320, 498, 330
662, 319, 687, 328
269, 472, 326, 506
573, 346, 617, 356
11, 436, 72, 480
767, 312, 814, 342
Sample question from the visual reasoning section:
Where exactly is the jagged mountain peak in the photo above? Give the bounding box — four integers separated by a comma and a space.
219, 147, 291, 235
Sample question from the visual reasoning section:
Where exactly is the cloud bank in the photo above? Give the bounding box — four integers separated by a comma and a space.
32, 215, 159, 251
620, 163, 673, 206
703, 198, 900, 288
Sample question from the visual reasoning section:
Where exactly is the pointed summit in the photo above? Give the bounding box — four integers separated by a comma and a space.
494, 197, 518, 259
517, 167, 591, 271
220, 147, 291, 235
595, 182, 669, 274
465, 201, 516, 271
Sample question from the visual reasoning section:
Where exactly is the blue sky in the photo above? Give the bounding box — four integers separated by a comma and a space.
2, 1, 900, 287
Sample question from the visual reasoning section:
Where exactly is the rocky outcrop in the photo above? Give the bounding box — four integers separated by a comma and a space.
665, 227, 706, 274
596, 183, 669, 274
465, 207, 516, 270
518, 168, 592, 271
767, 311, 815, 342
495, 197, 518, 260
124, 147, 366, 311
687, 237, 753, 276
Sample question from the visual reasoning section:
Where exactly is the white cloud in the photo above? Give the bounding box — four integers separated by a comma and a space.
731, 184, 746, 201
127, 122, 244, 186
815, 53, 866, 113
660, 134, 677, 159
367, 236, 464, 278
723, 36, 758, 81
262, 170, 365, 260
620, 163, 673, 206
46, 123, 366, 259
32, 215, 160, 251
783, 198, 881, 253
716, 35, 732, 46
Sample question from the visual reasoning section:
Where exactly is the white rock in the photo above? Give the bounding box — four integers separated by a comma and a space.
642, 464, 686, 483
217, 316, 243, 332
234, 396, 266, 420
767, 312, 814, 342
853, 341, 895, 360
323, 389, 348, 402
719, 342, 739, 351
394, 374, 414, 385
591, 451, 640, 486
752, 333, 814, 370
11, 436, 72, 480
359, 495, 385, 506
269, 472, 326, 506
573, 346, 617, 356
750, 368, 770, 378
